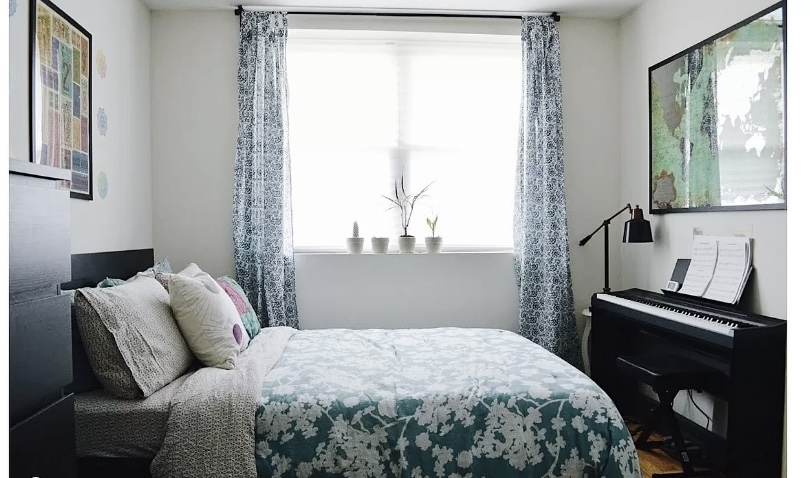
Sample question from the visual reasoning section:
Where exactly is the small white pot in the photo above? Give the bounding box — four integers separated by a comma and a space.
425, 237, 443, 253
398, 236, 416, 254
371, 237, 390, 254
346, 238, 364, 254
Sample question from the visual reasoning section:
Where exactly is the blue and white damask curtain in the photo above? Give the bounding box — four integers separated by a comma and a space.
233, 11, 299, 328
514, 16, 582, 369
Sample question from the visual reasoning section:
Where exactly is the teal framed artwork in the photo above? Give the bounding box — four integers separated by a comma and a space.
649, 1, 785, 213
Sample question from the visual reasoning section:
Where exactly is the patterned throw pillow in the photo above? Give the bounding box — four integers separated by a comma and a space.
216, 276, 261, 340
95, 258, 173, 288
143, 257, 173, 277
169, 272, 249, 369
75, 276, 194, 399
97, 277, 127, 288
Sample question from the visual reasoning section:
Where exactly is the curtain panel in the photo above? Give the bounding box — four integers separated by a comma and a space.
513, 16, 582, 369
233, 11, 299, 328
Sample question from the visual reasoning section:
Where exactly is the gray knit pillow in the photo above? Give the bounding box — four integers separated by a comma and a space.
74, 296, 137, 396
75, 276, 193, 399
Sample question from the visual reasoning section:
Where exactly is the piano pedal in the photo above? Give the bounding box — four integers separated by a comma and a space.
662, 436, 702, 452
660, 440, 712, 468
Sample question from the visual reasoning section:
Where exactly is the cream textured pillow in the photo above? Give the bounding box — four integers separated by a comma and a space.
169, 272, 249, 369
75, 276, 194, 398
156, 262, 204, 291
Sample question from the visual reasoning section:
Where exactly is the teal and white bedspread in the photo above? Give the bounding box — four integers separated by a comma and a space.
255, 328, 641, 478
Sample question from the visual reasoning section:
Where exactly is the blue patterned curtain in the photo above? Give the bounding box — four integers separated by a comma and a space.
513, 16, 582, 369
233, 11, 298, 328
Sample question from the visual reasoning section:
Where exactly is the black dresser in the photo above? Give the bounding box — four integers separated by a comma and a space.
9, 159, 76, 477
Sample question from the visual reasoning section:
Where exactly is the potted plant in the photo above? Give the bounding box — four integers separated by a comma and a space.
382, 174, 433, 254
346, 221, 364, 254
425, 215, 442, 253
371, 237, 390, 254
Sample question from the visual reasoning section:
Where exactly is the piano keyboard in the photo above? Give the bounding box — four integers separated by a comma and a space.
595, 293, 739, 337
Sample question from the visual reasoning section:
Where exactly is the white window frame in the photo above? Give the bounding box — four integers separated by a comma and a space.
288, 17, 521, 253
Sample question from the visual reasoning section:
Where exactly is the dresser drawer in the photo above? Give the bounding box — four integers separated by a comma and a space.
10, 294, 72, 425
9, 174, 71, 296
10, 394, 76, 478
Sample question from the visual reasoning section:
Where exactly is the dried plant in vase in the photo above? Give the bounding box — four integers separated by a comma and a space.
346, 221, 364, 254
382, 173, 433, 254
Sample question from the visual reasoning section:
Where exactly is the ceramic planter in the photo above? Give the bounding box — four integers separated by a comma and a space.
425, 237, 443, 253
398, 236, 416, 254
371, 237, 390, 254
346, 237, 364, 254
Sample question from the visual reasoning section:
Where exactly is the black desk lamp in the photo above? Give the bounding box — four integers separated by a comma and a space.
579, 204, 653, 293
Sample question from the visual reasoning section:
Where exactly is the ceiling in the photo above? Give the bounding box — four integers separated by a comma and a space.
143, 0, 646, 20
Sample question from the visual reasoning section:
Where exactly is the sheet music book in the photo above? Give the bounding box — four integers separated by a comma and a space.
678, 235, 752, 304
678, 236, 718, 297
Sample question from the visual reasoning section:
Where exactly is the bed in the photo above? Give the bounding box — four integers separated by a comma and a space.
253, 328, 639, 477
67, 249, 641, 478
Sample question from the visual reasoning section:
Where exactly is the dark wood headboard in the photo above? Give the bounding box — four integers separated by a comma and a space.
61, 249, 155, 290
64, 249, 162, 477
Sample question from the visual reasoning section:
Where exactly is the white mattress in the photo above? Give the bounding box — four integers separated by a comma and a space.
75, 372, 191, 458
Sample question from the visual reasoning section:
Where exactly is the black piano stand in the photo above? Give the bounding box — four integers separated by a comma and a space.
617, 355, 723, 478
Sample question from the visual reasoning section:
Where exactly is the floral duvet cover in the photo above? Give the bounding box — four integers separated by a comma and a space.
255, 328, 640, 478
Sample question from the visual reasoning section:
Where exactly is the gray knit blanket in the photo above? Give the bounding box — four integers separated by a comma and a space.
150, 326, 298, 478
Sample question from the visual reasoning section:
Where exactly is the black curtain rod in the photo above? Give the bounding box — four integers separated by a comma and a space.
234, 5, 560, 21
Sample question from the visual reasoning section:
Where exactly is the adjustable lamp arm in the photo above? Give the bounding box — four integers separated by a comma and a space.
578, 203, 631, 293
578, 204, 631, 246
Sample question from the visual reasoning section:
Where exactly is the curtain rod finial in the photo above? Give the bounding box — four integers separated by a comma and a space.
551, 12, 560, 21
235, 5, 244, 16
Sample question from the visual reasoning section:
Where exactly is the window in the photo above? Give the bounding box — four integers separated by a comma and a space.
287, 26, 521, 251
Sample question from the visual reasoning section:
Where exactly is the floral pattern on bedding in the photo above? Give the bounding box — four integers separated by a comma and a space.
255, 328, 640, 478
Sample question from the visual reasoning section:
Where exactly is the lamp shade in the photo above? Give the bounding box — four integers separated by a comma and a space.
622, 205, 653, 243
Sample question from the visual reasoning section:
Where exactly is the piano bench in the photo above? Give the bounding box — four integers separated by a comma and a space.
617, 355, 723, 478
617, 355, 722, 392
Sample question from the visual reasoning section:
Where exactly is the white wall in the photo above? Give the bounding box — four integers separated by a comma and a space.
297, 253, 519, 330
619, 0, 787, 319
150, 11, 238, 275
150, 11, 621, 331
619, 1, 787, 471
559, 18, 624, 330
9, 0, 153, 254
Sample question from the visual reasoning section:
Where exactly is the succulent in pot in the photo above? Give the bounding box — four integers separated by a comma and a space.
371, 237, 390, 254
425, 215, 443, 253
346, 221, 364, 254
382, 173, 433, 254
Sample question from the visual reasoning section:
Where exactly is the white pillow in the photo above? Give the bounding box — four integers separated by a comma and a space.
168, 272, 249, 369
156, 262, 204, 291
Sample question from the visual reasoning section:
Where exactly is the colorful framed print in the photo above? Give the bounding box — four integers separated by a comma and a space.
29, 0, 93, 200
649, 1, 785, 214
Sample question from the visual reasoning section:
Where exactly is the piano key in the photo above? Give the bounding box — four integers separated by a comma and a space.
595, 293, 736, 336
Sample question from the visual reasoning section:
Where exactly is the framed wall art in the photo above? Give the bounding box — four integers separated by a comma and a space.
29, 0, 93, 200
649, 1, 785, 214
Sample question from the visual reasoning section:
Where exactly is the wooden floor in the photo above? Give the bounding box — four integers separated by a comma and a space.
625, 418, 721, 478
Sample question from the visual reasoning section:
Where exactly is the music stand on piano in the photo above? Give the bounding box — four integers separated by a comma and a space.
663, 258, 756, 311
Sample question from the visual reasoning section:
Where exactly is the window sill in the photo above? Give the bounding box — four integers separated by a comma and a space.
294, 247, 514, 255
